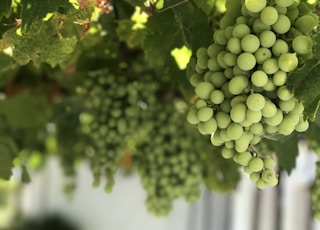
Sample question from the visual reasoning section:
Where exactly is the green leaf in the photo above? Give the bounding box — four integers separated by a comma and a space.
0, 136, 18, 180
21, 0, 69, 29
287, 58, 320, 120
116, 19, 148, 48
191, 0, 217, 15
0, 95, 51, 130
265, 133, 299, 174
11, 19, 78, 67
0, 0, 12, 20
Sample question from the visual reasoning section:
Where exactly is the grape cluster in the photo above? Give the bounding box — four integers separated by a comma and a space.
76, 68, 158, 192
133, 101, 203, 216
187, 0, 318, 188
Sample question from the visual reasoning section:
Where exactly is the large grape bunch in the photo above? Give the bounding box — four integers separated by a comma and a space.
132, 100, 204, 216
76, 68, 159, 192
187, 0, 318, 189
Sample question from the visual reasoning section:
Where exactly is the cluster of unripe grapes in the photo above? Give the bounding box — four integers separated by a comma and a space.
76, 68, 159, 192
187, 0, 318, 188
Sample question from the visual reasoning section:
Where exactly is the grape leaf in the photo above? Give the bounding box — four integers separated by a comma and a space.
0, 136, 18, 180
21, 0, 69, 29
265, 133, 299, 174
190, 0, 216, 16
0, 0, 11, 20
10, 19, 77, 67
0, 95, 51, 130
116, 19, 148, 48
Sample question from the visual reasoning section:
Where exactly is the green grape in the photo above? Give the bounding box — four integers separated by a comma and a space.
244, 0, 266, 13
261, 169, 277, 183
273, 70, 287, 86
246, 109, 262, 123
196, 56, 209, 70
235, 131, 253, 149
217, 51, 229, 69
272, 15, 291, 34
262, 78, 276, 92
278, 53, 298, 72
221, 146, 236, 159
295, 14, 318, 34
256, 178, 266, 189
236, 16, 248, 25
246, 93, 265, 111
196, 47, 208, 57
195, 99, 207, 109
230, 103, 247, 123
237, 52, 256, 71
277, 85, 294, 100
211, 130, 224, 146
214, 29, 228, 45
195, 82, 214, 99
231, 95, 247, 107
255, 47, 272, 64
226, 123, 244, 141
290, 101, 304, 115
295, 119, 309, 132
240, 118, 253, 128
260, 6, 278, 25
227, 37, 242, 54
232, 24, 251, 38
264, 109, 284, 126
197, 107, 213, 122
261, 100, 277, 117
278, 116, 296, 135
263, 58, 279, 74
209, 71, 228, 87
189, 73, 203, 87
228, 75, 249, 95
253, 18, 271, 34
223, 52, 238, 67
220, 129, 231, 142
207, 44, 225, 57
224, 67, 234, 79
275, 5, 287, 14
220, 98, 232, 112
241, 34, 260, 53
279, 98, 296, 112
275, 0, 295, 7
215, 111, 232, 129
272, 39, 289, 56
259, 31, 276, 48
225, 26, 235, 39
249, 123, 264, 135
198, 118, 218, 135
250, 172, 260, 182
251, 70, 268, 87
292, 35, 313, 55
248, 157, 264, 172
263, 158, 275, 169
210, 90, 225, 104
233, 65, 249, 76
286, 4, 299, 22
207, 58, 222, 71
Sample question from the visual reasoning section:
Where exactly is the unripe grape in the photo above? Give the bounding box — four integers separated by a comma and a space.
228, 75, 249, 95
230, 103, 247, 123
250, 172, 260, 182
227, 37, 242, 54
207, 44, 225, 57
272, 39, 289, 56
278, 53, 298, 72
259, 31, 276, 48
248, 157, 264, 172
273, 71, 287, 86
272, 15, 291, 34
210, 90, 225, 104
232, 24, 251, 38
249, 123, 264, 135
246, 93, 265, 111
196, 47, 207, 57
255, 48, 272, 64
223, 52, 238, 66
189, 73, 202, 87
195, 99, 207, 109
263, 158, 275, 169
198, 118, 218, 134
295, 119, 309, 132
251, 70, 268, 87
246, 109, 262, 123
235, 132, 253, 149
214, 29, 228, 45
244, 0, 266, 13
262, 100, 277, 117
260, 6, 278, 25
215, 111, 231, 129
275, 0, 295, 7
227, 123, 244, 140
277, 86, 294, 100
231, 95, 247, 107
211, 131, 224, 146
187, 108, 200, 125
237, 52, 256, 71
264, 109, 284, 126
295, 14, 318, 34
279, 98, 296, 112
195, 82, 214, 99
221, 146, 236, 159
263, 58, 279, 74
241, 34, 260, 53
253, 18, 271, 34
209, 71, 228, 88
197, 107, 213, 122
256, 178, 266, 189
292, 35, 313, 55
207, 58, 222, 71
278, 116, 296, 135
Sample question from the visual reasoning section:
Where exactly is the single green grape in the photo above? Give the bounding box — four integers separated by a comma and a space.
259, 30, 276, 48
272, 14, 291, 34
241, 34, 260, 53
260, 6, 278, 25
226, 123, 244, 140
275, 0, 295, 7
232, 24, 251, 38
246, 93, 265, 111
230, 103, 247, 123
261, 100, 277, 117
263, 58, 279, 74
197, 107, 213, 122
227, 37, 242, 54
272, 39, 289, 57
195, 82, 214, 99
264, 109, 284, 126
215, 111, 232, 129
210, 90, 225, 104
237, 52, 256, 71
251, 70, 268, 87
278, 53, 298, 72
187, 108, 200, 125
246, 109, 262, 123
228, 75, 249, 95
244, 0, 266, 13
273, 70, 287, 86
292, 35, 313, 55
255, 47, 272, 64
295, 14, 318, 34
248, 157, 264, 172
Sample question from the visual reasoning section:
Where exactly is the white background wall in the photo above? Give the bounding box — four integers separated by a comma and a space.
4, 140, 320, 230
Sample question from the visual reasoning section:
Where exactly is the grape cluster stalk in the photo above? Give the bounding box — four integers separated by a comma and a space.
187, 0, 318, 189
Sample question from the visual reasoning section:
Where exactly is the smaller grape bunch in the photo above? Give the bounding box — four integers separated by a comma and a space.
132, 100, 204, 216
75, 68, 159, 192
187, 0, 318, 189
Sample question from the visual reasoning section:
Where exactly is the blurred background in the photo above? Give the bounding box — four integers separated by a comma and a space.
1, 140, 320, 230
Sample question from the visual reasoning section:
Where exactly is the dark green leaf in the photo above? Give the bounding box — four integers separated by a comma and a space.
0, 136, 18, 180
0, 0, 11, 20
265, 133, 299, 174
